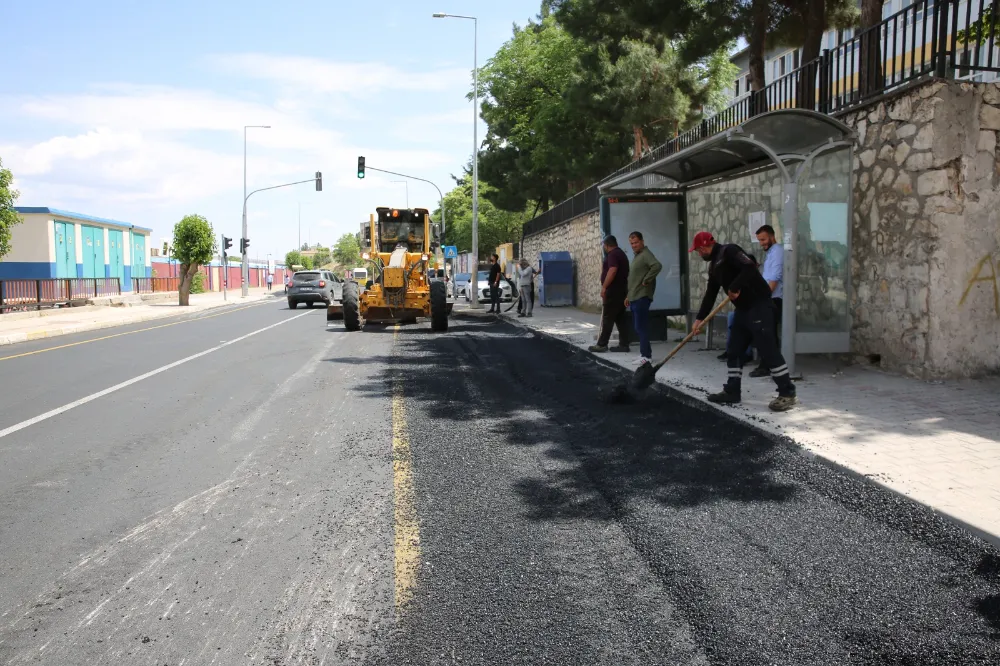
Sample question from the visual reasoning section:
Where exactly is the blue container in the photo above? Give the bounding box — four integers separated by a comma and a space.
538, 251, 573, 306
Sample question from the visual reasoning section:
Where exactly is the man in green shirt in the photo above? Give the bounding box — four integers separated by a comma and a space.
624, 231, 662, 365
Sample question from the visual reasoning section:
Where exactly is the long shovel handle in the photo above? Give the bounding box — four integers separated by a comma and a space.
652, 296, 731, 371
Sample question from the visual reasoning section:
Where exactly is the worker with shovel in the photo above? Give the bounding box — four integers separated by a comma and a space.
689, 231, 797, 412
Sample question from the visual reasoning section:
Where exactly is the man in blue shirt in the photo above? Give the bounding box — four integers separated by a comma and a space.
750, 224, 784, 378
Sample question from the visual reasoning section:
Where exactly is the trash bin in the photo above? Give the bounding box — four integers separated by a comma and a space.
538, 251, 573, 306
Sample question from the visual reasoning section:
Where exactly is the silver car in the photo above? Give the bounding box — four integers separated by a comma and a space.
287, 270, 343, 309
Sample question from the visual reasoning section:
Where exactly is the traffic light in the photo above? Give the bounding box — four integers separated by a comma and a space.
357, 156, 365, 179
315, 171, 322, 191
162, 241, 169, 255
240, 238, 249, 254
223, 236, 232, 252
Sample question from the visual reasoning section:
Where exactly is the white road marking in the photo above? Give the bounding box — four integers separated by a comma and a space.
0, 310, 315, 440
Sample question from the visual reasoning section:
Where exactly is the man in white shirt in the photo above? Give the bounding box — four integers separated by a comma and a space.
750, 224, 784, 378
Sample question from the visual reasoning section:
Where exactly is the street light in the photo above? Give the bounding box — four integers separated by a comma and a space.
390, 180, 409, 208
243, 124, 270, 297
433, 11, 481, 308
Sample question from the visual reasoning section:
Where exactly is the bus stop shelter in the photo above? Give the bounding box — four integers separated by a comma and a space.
598, 109, 856, 377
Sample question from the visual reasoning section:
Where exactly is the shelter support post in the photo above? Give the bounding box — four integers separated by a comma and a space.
780, 181, 799, 379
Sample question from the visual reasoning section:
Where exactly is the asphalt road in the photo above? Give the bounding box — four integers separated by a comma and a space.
0, 306, 997, 665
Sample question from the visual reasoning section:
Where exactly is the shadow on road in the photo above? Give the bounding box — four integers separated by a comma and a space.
335, 316, 797, 515
349, 314, 1000, 661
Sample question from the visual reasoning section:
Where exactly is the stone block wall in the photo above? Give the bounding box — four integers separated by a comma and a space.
521, 210, 602, 310
843, 79, 1000, 378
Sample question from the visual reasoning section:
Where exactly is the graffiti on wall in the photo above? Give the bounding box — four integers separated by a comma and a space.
958, 253, 1000, 317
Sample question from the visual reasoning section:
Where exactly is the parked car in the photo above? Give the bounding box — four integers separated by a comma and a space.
287, 270, 343, 309
465, 270, 513, 303
454, 272, 472, 299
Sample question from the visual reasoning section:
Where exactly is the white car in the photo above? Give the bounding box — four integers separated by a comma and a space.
464, 270, 513, 303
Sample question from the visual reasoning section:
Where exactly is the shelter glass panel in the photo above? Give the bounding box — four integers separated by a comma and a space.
685, 167, 784, 311
796, 148, 851, 336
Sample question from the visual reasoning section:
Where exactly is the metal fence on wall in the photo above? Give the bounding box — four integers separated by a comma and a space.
0, 278, 121, 312
132, 277, 181, 294
522, 185, 600, 238
523, 0, 1000, 233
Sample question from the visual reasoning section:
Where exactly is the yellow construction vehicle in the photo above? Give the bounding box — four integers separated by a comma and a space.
329, 206, 452, 331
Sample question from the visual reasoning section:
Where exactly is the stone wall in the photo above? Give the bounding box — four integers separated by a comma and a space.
522, 210, 602, 310
843, 79, 1000, 378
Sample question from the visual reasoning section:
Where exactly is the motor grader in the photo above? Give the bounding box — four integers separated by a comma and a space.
328, 206, 452, 331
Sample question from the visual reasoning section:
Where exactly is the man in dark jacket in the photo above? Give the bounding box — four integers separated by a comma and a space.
589, 235, 630, 353
488, 254, 502, 313
689, 231, 797, 412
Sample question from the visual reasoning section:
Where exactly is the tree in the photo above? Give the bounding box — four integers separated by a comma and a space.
0, 157, 22, 260
312, 245, 332, 267
552, 0, 854, 103
285, 250, 304, 268
434, 174, 530, 256
476, 10, 737, 213
172, 214, 215, 306
332, 233, 362, 268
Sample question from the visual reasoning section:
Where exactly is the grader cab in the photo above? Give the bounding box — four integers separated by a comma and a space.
329, 206, 452, 331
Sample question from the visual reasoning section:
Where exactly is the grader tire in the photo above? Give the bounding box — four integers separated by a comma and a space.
430, 280, 448, 332
343, 281, 361, 331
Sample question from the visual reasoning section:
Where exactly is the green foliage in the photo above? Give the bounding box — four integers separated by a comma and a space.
0, 156, 23, 260
172, 214, 215, 305
475, 11, 739, 214
284, 250, 303, 267
332, 234, 362, 267
190, 270, 206, 294
433, 174, 530, 256
172, 214, 216, 267
312, 245, 332, 267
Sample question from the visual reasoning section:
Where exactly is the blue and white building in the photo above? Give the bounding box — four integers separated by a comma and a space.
0, 207, 152, 290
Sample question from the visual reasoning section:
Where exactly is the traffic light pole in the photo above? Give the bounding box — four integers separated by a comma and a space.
241, 174, 322, 298
361, 166, 445, 240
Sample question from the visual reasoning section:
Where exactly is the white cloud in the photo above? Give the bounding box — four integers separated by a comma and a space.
0, 52, 470, 255
209, 53, 470, 95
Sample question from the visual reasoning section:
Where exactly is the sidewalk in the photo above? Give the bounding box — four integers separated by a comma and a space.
0, 288, 283, 346
476, 304, 1000, 545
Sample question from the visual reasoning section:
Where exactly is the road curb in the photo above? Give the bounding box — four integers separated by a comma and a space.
465, 311, 1000, 550
0, 292, 283, 347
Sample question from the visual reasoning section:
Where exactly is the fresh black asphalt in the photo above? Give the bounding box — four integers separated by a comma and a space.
0, 306, 997, 664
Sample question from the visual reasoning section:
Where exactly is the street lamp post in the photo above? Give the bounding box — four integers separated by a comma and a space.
433, 12, 480, 308
390, 180, 409, 208
243, 124, 270, 297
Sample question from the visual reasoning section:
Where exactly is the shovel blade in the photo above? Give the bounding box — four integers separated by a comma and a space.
630, 362, 657, 391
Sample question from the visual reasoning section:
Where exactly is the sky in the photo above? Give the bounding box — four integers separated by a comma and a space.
1, 0, 542, 260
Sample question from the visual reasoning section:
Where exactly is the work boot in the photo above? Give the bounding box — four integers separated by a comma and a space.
588, 344, 608, 353
707, 389, 741, 405
749, 365, 770, 378
768, 395, 797, 412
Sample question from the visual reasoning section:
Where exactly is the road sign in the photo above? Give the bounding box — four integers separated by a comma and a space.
443, 245, 458, 259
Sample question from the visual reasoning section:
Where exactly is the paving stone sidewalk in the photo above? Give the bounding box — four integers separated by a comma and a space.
0, 288, 283, 346
474, 304, 1000, 545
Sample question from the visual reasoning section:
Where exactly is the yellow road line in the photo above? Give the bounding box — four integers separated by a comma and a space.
392, 324, 421, 612
0, 301, 267, 362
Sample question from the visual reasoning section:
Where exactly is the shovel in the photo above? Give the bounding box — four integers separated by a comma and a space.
607, 296, 731, 403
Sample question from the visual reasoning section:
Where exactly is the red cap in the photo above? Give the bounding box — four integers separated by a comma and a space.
689, 231, 715, 252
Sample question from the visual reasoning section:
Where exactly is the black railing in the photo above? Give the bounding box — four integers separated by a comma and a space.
522, 185, 600, 237
523, 0, 999, 234
0, 278, 122, 312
